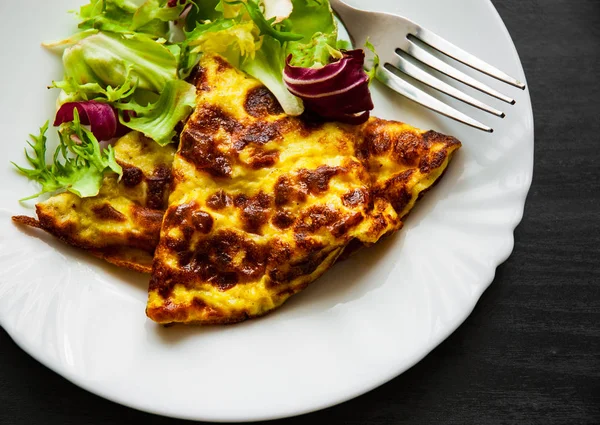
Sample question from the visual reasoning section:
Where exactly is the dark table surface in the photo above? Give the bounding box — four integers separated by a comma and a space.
2, 0, 599, 424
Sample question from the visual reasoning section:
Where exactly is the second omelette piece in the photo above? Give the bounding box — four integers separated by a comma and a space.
147, 54, 461, 325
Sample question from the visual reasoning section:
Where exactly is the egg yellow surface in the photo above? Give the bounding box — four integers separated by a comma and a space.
146, 54, 461, 325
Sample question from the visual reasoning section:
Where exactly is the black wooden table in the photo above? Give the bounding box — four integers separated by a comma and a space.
2, 1, 599, 424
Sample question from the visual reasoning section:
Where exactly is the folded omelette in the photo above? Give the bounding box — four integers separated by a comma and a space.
145, 54, 461, 324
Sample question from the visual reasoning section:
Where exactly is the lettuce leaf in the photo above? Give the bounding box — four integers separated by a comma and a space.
132, 0, 193, 31
115, 79, 197, 145
41, 29, 99, 53
12, 112, 122, 200
285, 0, 339, 67
78, 0, 155, 35
285, 0, 337, 43
184, 0, 221, 28
51, 66, 137, 105
182, 19, 261, 73
364, 39, 380, 84
287, 32, 341, 68
226, 0, 302, 42
76, 0, 193, 39
336, 39, 352, 51
62, 32, 178, 93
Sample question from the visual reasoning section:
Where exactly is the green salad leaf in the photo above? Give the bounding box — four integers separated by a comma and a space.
286, 32, 341, 68
285, 0, 338, 67
132, 0, 192, 32
226, 0, 303, 42
336, 39, 353, 51
77, 0, 193, 39
115, 79, 197, 145
51, 66, 137, 105
364, 39, 380, 84
184, 0, 221, 27
181, 18, 260, 74
41, 29, 99, 53
62, 32, 178, 93
78, 0, 150, 35
12, 112, 122, 200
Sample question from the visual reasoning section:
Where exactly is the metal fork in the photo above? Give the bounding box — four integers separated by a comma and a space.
329, 0, 526, 132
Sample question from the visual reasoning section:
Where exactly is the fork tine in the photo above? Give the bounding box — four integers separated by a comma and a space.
376, 66, 493, 132
401, 43, 515, 104
412, 28, 526, 89
386, 57, 505, 117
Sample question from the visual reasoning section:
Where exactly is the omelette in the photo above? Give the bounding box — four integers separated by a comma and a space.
146, 53, 461, 325
13, 132, 176, 273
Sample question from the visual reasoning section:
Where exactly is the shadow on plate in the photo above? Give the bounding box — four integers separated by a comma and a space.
4, 213, 150, 295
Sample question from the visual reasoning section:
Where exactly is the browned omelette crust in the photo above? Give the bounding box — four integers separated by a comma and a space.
12, 132, 176, 273
146, 54, 461, 325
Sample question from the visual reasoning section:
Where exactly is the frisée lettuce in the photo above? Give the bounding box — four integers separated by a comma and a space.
114, 79, 197, 146
13, 112, 122, 200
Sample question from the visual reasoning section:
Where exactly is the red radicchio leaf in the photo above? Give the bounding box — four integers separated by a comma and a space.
283, 49, 374, 125
54, 101, 118, 141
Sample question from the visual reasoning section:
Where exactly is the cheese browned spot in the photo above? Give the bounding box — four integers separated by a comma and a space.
342, 188, 369, 208
146, 53, 461, 325
92, 203, 127, 222
206, 190, 232, 210
244, 86, 284, 118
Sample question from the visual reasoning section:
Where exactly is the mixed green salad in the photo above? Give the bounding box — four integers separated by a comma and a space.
14, 0, 378, 200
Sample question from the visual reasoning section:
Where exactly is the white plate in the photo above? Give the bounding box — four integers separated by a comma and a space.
0, 0, 533, 422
